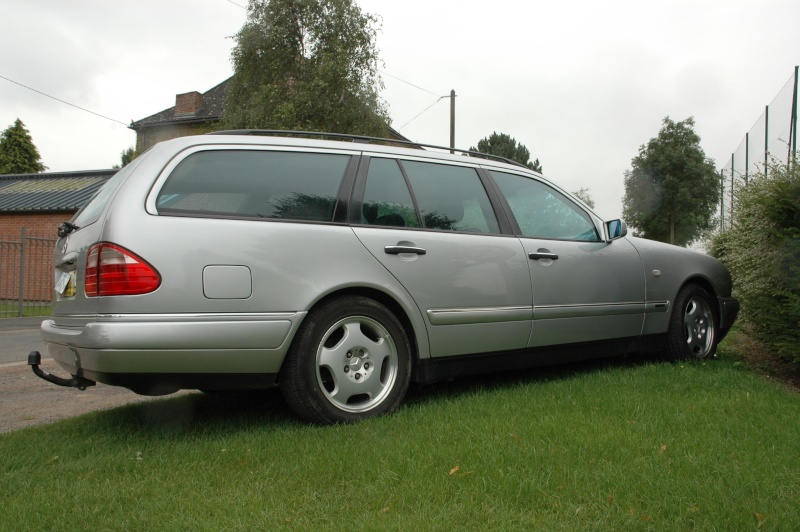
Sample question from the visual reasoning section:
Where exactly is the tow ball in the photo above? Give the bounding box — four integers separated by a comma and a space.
27, 351, 96, 391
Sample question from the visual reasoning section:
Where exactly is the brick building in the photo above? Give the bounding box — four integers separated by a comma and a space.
129, 77, 412, 152
0, 169, 115, 235
0, 170, 115, 303
129, 79, 230, 153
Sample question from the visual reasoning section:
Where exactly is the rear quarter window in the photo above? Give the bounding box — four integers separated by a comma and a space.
70, 167, 129, 228
156, 150, 351, 222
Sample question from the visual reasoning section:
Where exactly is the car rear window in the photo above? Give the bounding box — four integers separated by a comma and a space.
70, 166, 129, 228
156, 150, 351, 222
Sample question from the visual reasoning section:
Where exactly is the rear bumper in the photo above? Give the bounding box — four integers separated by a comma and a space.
717, 296, 740, 340
40, 313, 304, 388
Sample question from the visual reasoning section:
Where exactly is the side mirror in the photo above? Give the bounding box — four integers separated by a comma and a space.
605, 219, 627, 241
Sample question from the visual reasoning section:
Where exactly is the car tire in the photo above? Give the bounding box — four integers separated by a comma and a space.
281, 296, 412, 424
662, 284, 719, 361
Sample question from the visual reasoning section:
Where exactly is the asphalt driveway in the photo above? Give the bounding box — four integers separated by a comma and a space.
0, 317, 190, 433
0, 317, 47, 366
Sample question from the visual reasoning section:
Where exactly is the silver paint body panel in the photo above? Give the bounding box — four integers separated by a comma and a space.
353, 227, 532, 357
41, 134, 736, 388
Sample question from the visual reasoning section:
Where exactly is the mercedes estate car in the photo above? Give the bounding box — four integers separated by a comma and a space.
31, 131, 739, 424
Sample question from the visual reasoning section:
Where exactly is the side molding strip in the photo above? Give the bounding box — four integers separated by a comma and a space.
427, 306, 532, 326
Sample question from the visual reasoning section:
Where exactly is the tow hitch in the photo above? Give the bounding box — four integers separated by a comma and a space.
27, 351, 96, 391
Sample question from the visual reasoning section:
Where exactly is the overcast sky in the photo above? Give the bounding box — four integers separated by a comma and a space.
2, 0, 799, 217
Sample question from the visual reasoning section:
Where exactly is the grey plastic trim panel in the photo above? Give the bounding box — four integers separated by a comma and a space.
644, 301, 670, 313
427, 306, 532, 326
42, 313, 301, 350
53, 312, 298, 322
47, 343, 287, 375
533, 301, 667, 320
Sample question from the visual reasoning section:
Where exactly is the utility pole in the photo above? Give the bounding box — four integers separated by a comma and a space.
791, 65, 798, 167
449, 89, 456, 154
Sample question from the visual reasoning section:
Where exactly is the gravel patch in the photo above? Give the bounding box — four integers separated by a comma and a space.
0, 358, 189, 433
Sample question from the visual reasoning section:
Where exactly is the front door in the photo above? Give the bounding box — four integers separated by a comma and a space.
489, 170, 645, 347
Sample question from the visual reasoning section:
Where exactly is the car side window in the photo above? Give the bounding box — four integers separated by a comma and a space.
362, 158, 420, 228
490, 171, 600, 241
156, 150, 351, 222
400, 160, 500, 234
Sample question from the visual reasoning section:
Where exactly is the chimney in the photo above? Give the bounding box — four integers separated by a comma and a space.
174, 91, 203, 116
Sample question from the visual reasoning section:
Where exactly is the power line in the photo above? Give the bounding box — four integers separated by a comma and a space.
0, 74, 129, 127
378, 69, 439, 97
399, 95, 448, 129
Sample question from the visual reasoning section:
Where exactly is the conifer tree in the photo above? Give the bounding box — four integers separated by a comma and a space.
470, 132, 542, 172
0, 119, 47, 174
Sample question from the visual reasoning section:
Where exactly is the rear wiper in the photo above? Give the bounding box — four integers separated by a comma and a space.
57, 221, 80, 238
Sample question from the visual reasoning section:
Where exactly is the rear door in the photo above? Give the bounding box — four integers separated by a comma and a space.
488, 170, 646, 347
352, 157, 532, 357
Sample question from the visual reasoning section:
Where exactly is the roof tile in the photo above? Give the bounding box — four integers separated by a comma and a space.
0, 170, 116, 212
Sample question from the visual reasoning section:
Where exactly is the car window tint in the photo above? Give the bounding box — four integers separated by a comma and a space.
157, 150, 350, 221
491, 171, 600, 241
401, 161, 500, 234
361, 158, 420, 228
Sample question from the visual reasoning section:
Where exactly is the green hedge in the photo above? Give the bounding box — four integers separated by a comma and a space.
714, 162, 800, 366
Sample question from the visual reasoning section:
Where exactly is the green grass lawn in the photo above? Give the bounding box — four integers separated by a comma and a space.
0, 301, 52, 318
1, 353, 798, 529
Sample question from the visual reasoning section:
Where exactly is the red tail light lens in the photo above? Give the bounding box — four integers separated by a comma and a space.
85, 243, 161, 297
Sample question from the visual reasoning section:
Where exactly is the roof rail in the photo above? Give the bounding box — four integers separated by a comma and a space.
208, 129, 527, 168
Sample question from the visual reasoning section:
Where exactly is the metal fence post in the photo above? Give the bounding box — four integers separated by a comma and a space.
719, 169, 725, 230
719, 67, 798, 200
730, 163, 735, 226
18, 227, 26, 317
745, 132, 749, 185
765, 105, 769, 177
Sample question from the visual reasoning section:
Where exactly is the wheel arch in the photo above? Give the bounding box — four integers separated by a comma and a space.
661, 278, 720, 360
679, 275, 721, 322
279, 288, 418, 423
681, 275, 718, 300
297, 286, 425, 366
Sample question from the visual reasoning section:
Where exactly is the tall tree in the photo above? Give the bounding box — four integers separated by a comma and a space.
0, 119, 47, 174
622, 117, 718, 246
120, 146, 137, 167
223, 0, 390, 137
470, 132, 542, 172
572, 187, 595, 208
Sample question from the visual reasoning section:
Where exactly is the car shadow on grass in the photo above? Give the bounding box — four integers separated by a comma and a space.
403, 351, 664, 407
91, 388, 302, 436
86, 352, 667, 435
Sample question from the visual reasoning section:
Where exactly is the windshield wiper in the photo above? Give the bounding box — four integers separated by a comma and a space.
57, 221, 80, 238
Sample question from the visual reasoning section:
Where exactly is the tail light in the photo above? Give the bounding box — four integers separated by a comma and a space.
85, 243, 161, 297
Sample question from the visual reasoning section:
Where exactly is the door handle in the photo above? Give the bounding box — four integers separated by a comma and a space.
528, 251, 558, 260
385, 245, 426, 255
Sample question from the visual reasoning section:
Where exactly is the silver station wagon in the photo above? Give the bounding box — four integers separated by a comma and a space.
30, 131, 739, 424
